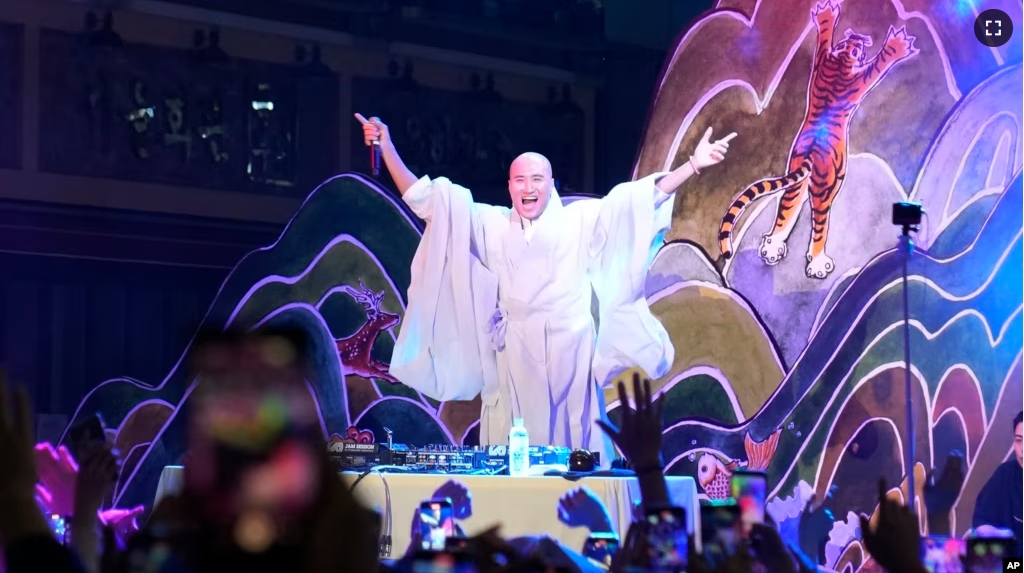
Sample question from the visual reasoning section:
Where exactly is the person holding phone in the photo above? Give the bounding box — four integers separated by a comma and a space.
972, 411, 1023, 557
109, 328, 381, 573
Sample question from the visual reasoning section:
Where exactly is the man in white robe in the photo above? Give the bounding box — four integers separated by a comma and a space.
354, 113, 736, 455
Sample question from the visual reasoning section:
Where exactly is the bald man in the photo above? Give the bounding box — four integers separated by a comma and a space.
356, 113, 736, 454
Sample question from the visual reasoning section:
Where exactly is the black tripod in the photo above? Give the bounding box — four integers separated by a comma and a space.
893, 201, 923, 512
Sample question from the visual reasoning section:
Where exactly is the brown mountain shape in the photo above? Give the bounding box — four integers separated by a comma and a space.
931, 367, 986, 463
638, 0, 955, 255
832, 463, 928, 573
344, 375, 381, 430
951, 356, 1023, 535
112, 402, 173, 489
438, 396, 483, 445
604, 284, 784, 418
816, 367, 931, 501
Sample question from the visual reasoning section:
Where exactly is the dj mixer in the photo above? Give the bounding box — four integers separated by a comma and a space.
326, 441, 596, 473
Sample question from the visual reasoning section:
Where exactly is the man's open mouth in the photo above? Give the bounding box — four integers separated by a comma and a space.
522, 197, 538, 205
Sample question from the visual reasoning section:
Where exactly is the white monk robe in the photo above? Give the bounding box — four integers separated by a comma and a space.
389, 173, 675, 455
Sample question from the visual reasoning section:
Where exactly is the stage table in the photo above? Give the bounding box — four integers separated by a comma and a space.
154, 466, 698, 558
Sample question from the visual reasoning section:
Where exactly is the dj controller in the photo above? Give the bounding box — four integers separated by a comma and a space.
326, 441, 598, 473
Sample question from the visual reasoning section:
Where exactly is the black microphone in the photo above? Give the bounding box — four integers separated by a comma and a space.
370, 140, 381, 177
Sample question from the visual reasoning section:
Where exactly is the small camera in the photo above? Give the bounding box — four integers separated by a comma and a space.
892, 202, 924, 227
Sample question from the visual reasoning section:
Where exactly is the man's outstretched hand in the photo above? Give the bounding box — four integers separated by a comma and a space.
595, 373, 663, 470
354, 113, 391, 150
691, 127, 737, 170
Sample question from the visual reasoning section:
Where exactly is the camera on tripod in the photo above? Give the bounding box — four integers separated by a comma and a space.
892, 201, 923, 227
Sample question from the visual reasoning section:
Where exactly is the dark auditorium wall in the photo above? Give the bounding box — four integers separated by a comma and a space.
0, 0, 606, 439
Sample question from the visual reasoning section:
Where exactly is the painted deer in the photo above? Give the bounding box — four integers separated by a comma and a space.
336, 281, 401, 383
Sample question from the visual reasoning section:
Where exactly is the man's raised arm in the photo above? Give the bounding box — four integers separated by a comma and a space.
354, 113, 420, 195
653, 127, 736, 195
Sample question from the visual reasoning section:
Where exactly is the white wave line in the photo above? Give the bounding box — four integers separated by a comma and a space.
768, 302, 1020, 499
909, 66, 1022, 202
657, 0, 963, 175
606, 365, 746, 423
225, 234, 405, 327
819, 416, 907, 496
929, 112, 1022, 219
934, 186, 1011, 238
112, 381, 199, 507
314, 283, 408, 313
800, 227, 1020, 380
806, 360, 932, 497
666, 446, 732, 473
933, 364, 989, 433
948, 350, 1022, 533
647, 280, 785, 374
809, 267, 862, 340
931, 407, 973, 462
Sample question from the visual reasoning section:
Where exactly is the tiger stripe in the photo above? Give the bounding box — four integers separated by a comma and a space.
718, 157, 813, 259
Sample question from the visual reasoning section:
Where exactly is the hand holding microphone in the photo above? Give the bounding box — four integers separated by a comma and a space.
354, 113, 387, 177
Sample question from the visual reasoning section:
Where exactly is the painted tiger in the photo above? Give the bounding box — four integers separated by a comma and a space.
717, 0, 918, 279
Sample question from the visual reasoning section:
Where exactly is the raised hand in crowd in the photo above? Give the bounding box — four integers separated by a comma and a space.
596, 373, 669, 509
0, 371, 88, 573
434, 479, 473, 520
557, 487, 613, 534
0, 372, 48, 545
304, 452, 380, 573
749, 521, 796, 573
859, 478, 927, 573
406, 480, 471, 557
608, 518, 648, 572
33, 443, 78, 517
923, 450, 965, 535
798, 485, 836, 565
70, 442, 119, 573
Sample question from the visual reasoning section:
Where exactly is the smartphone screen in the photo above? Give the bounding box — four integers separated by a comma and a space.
701, 501, 741, 561
185, 329, 323, 524
645, 506, 688, 572
444, 536, 469, 552
729, 470, 766, 536
49, 514, 68, 546
411, 550, 478, 573
67, 413, 106, 458
582, 532, 620, 567
420, 500, 455, 550
966, 537, 1015, 573
921, 536, 965, 573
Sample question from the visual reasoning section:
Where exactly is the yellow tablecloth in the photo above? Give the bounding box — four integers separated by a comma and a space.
154, 466, 698, 558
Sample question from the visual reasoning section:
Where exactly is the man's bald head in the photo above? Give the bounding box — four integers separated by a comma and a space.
508, 152, 554, 221
510, 152, 552, 178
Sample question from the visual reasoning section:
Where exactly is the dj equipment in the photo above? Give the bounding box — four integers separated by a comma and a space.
327, 441, 599, 473
327, 442, 488, 472
568, 449, 597, 472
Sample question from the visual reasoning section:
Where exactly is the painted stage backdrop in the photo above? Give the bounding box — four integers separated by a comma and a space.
64, 0, 1021, 570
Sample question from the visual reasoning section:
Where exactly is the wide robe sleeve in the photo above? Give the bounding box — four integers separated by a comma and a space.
389, 176, 501, 402
588, 172, 676, 387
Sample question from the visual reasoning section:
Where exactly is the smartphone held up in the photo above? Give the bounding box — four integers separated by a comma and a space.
729, 470, 767, 536
419, 498, 455, 551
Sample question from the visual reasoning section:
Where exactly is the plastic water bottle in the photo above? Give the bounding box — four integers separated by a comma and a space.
508, 418, 530, 477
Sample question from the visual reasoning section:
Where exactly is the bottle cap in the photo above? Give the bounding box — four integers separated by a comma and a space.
513, 418, 524, 427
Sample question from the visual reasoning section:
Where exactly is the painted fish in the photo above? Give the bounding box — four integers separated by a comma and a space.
696, 428, 782, 499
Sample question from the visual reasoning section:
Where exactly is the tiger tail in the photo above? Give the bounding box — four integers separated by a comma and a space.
717, 157, 814, 261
